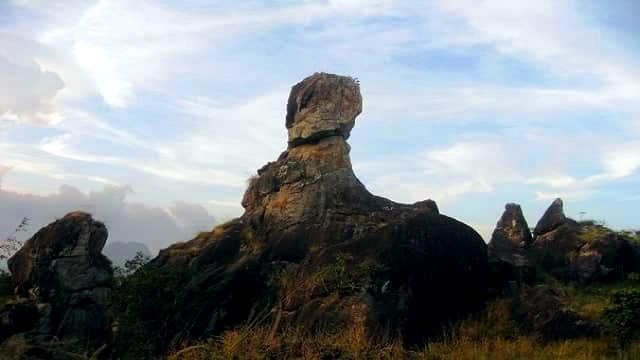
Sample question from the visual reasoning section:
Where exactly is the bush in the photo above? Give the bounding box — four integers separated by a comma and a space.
112, 257, 189, 358
603, 289, 640, 348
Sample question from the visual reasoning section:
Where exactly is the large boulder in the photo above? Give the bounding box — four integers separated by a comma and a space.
286, 73, 362, 146
133, 73, 488, 356
0, 212, 113, 355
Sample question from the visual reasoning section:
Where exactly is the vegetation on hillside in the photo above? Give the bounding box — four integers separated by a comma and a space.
166, 289, 640, 360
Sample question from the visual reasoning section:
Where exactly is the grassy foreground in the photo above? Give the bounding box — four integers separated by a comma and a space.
168, 282, 640, 360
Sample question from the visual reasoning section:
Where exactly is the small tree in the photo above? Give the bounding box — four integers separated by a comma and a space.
0, 217, 29, 261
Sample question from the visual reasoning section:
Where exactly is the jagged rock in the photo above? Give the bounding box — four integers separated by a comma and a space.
529, 199, 638, 283
530, 199, 582, 278
533, 198, 567, 237
1, 212, 113, 354
511, 285, 601, 341
488, 203, 533, 265
488, 203, 535, 293
139, 73, 488, 355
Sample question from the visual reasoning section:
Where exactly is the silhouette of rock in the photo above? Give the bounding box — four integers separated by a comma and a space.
138, 73, 488, 354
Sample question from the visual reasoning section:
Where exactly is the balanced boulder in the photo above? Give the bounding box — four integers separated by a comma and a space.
140, 72, 488, 355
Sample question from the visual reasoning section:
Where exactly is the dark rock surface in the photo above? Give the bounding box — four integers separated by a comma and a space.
533, 198, 567, 237
0, 212, 113, 357
511, 285, 601, 341
530, 199, 582, 278
139, 72, 488, 354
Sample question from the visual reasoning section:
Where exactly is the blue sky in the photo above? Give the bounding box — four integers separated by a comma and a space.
1, 0, 639, 252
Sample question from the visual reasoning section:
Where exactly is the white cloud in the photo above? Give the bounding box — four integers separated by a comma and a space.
0, 165, 11, 189
0, 53, 64, 124
0, 178, 216, 253
38, 132, 248, 188
433, 0, 640, 97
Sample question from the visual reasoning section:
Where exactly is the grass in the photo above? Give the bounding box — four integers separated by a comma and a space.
564, 280, 640, 321
168, 294, 640, 360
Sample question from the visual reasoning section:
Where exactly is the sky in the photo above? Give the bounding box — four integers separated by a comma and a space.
1, 0, 639, 254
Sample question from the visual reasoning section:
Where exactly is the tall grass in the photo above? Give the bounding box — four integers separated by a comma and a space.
169, 298, 640, 360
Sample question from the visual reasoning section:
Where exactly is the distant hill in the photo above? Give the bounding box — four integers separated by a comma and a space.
103, 241, 151, 267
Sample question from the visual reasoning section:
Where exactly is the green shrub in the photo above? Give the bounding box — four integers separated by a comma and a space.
603, 289, 640, 348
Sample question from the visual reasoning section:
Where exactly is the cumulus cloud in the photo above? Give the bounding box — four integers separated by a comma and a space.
0, 54, 64, 124
0, 175, 216, 253
0, 165, 11, 189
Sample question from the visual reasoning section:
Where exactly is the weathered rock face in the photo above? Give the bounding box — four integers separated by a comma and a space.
488, 203, 533, 264
1, 212, 113, 355
487, 203, 535, 292
286, 73, 362, 147
142, 72, 488, 354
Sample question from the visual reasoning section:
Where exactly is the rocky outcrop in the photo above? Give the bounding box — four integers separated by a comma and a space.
487, 203, 535, 291
567, 224, 640, 283
488, 203, 533, 264
530, 199, 639, 283
0, 212, 113, 357
533, 198, 568, 237
530, 199, 582, 278
136, 73, 488, 355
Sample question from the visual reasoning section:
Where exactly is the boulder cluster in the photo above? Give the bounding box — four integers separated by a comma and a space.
487, 199, 640, 339
489, 198, 640, 286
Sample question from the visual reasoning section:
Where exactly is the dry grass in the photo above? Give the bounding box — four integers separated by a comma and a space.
168, 298, 640, 360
